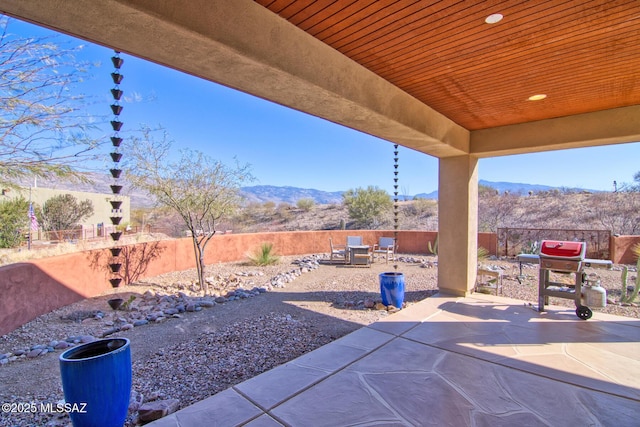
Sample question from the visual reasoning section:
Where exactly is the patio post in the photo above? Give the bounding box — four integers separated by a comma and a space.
437, 155, 478, 296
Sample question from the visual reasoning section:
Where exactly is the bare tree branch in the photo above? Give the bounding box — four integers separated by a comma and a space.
0, 17, 102, 187
125, 127, 253, 289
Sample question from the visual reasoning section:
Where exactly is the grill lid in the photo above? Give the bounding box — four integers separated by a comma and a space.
539, 240, 586, 260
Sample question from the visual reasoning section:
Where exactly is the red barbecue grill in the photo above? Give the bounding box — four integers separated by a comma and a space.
538, 240, 610, 320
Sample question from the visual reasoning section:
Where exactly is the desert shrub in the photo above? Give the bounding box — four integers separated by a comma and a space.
590, 192, 640, 235
0, 197, 30, 248
478, 192, 521, 232
296, 198, 315, 211
41, 194, 94, 237
247, 243, 280, 266
477, 246, 489, 261
406, 198, 436, 216
478, 184, 499, 196
276, 203, 292, 221
262, 201, 276, 213
342, 186, 392, 228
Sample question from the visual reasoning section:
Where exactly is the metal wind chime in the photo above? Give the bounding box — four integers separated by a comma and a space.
108, 51, 124, 287
393, 144, 399, 271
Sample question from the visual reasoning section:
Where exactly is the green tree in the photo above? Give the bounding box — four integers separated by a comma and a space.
0, 17, 99, 188
125, 128, 253, 291
40, 194, 94, 239
296, 198, 315, 211
630, 171, 640, 192
0, 197, 30, 248
478, 183, 498, 196
342, 186, 392, 228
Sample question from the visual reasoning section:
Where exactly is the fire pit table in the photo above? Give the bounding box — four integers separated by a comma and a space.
348, 245, 371, 267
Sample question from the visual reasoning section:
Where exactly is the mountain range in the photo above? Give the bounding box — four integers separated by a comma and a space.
13, 174, 592, 208
241, 180, 589, 204
412, 180, 571, 200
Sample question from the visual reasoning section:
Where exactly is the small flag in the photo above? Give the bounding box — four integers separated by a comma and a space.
28, 203, 38, 231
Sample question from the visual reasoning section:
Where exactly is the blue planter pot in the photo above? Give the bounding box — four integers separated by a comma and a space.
59, 338, 131, 427
379, 272, 405, 309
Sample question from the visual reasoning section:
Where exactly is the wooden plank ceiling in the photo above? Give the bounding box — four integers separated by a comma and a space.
254, 0, 640, 131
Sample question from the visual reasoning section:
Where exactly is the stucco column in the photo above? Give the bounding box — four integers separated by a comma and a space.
438, 155, 478, 296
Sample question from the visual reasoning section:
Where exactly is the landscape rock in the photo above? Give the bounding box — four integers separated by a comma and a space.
27, 348, 44, 358
54, 341, 71, 350
138, 398, 180, 422
101, 327, 120, 338
129, 390, 144, 413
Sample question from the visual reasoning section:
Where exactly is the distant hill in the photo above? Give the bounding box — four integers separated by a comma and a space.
11, 173, 155, 208
241, 185, 344, 205
478, 180, 557, 194
413, 180, 590, 199
12, 174, 595, 208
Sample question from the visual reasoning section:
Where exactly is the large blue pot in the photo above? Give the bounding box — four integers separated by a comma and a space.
59, 338, 132, 427
379, 272, 405, 309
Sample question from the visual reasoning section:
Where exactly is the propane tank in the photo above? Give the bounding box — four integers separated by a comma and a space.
582, 274, 607, 309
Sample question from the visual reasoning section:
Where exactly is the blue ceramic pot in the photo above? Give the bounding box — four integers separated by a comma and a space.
379, 272, 405, 309
59, 338, 131, 427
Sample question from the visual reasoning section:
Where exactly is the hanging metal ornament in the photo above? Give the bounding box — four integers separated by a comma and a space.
393, 144, 399, 271
108, 51, 124, 288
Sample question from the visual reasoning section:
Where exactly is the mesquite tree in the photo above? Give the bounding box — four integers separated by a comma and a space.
125, 129, 252, 291
0, 17, 99, 188
40, 194, 94, 240
342, 186, 392, 229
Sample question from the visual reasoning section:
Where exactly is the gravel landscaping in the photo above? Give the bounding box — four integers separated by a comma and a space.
0, 254, 637, 426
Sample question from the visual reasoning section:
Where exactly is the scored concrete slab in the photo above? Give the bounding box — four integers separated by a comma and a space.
367, 295, 455, 336
148, 294, 640, 427
146, 388, 262, 427
404, 295, 640, 400
243, 414, 285, 427
235, 327, 395, 410
271, 336, 639, 426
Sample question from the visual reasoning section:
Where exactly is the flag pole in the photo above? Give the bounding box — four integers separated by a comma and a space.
28, 186, 32, 250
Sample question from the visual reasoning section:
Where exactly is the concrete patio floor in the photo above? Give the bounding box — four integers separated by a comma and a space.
148, 293, 640, 426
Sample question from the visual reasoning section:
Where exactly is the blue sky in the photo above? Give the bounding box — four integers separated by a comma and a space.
9, 18, 640, 195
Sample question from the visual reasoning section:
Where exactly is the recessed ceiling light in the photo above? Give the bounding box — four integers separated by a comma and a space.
485, 13, 503, 24
528, 94, 547, 101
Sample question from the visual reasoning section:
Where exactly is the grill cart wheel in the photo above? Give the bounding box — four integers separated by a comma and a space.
576, 305, 593, 320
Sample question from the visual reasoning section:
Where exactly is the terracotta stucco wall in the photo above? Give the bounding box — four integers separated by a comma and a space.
2, 230, 492, 335
610, 235, 640, 265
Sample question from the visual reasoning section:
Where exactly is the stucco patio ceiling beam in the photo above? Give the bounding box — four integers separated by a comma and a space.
0, 0, 469, 158
471, 105, 640, 158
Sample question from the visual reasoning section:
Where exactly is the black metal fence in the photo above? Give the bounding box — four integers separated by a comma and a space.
497, 227, 611, 259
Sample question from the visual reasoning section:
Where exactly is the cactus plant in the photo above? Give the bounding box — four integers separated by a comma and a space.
620, 243, 640, 304
427, 235, 438, 255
